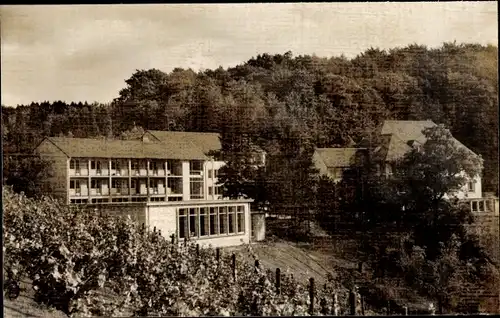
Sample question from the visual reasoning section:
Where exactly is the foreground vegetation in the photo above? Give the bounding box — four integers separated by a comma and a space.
3, 187, 356, 317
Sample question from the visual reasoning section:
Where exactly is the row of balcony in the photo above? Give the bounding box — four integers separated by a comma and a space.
69, 187, 183, 197
69, 168, 197, 177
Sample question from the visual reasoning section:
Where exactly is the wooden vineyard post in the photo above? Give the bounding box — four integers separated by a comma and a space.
171, 234, 175, 244
158, 230, 161, 237
153, 226, 156, 233
196, 243, 200, 256
349, 289, 357, 315
231, 253, 236, 282
333, 293, 340, 316
184, 237, 187, 247
216, 247, 220, 263
309, 277, 315, 315
275, 268, 281, 295
360, 295, 365, 316
254, 259, 260, 273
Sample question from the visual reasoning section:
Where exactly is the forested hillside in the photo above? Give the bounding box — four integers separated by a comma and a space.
2, 43, 498, 194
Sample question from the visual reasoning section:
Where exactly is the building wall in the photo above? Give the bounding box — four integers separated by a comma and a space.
146, 205, 178, 238
146, 200, 253, 248
35, 140, 69, 203
92, 203, 147, 225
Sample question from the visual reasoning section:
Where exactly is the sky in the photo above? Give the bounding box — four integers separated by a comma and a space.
1, 2, 497, 106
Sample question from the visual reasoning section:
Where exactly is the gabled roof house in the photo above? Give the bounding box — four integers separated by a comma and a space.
313, 120, 484, 201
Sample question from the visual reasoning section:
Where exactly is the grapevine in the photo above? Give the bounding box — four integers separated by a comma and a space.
3, 187, 351, 316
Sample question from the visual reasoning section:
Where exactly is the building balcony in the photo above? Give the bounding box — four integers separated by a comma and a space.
110, 169, 129, 177
149, 169, 166, 177
89, 169, 110, 177
110, 188, 130, 196
70, 169, 88, 176
130, 189, 148, 196
90, 188, 109, 196
69, 189, 88, 197
149, 188, 165, 195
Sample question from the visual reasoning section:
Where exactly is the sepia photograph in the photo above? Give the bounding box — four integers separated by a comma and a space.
1, 2, 499, 316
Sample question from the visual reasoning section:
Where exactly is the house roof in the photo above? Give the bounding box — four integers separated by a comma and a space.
314, 148, 365, 168
380, 120, 436, 143
372, 134, 413, 162
41, 137, 208, 160
377, 120, 477, 161
145, 130, 222, 154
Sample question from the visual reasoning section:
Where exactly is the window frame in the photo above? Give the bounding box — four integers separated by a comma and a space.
467, 181, 475, 192
190, 177, 204, 199
177, 205, 246, 241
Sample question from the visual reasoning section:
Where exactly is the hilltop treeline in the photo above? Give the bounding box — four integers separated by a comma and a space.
2, 42, 498, 194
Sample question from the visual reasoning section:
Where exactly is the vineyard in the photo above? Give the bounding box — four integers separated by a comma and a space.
3, 187, 361, 317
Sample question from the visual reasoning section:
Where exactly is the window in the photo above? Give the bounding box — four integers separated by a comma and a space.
486, 200, 493, 212
179, 209, 187, 239
219, 207, 227, 235
90, 161, 96, 170
112, 179, 122, 194
468, 181, 475, 192
151, 161, 158, 175
177, 205, 245, 240
96, 161, 102, 174
91, 180, 102, 194
168, 160, 182, 176
208, 169, 213, 178
208, 186, 213, 196
189, 208, 198, 238
72, 180, 81, 195
478, 200, 485, 212
228, 206, 236, 234
210, 207, 218, 235
131, 161, 139, 174
70, 199, 87, 204
111, 160, 120, 171
200, 208, 208, 236
214, 169, 219, 178
190, 178, 204, 199
237, 205, 245, 233
149, 179, 159, 194
71, 160, 81, 174
471, 201, 478, 212
190, 161, 203, 175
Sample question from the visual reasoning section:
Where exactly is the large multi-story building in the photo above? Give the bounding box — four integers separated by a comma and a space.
34, 131, 266, 247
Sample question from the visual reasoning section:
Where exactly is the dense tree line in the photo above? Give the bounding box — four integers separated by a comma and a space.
2, 42, 498, 314
2, 43, 498, 198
